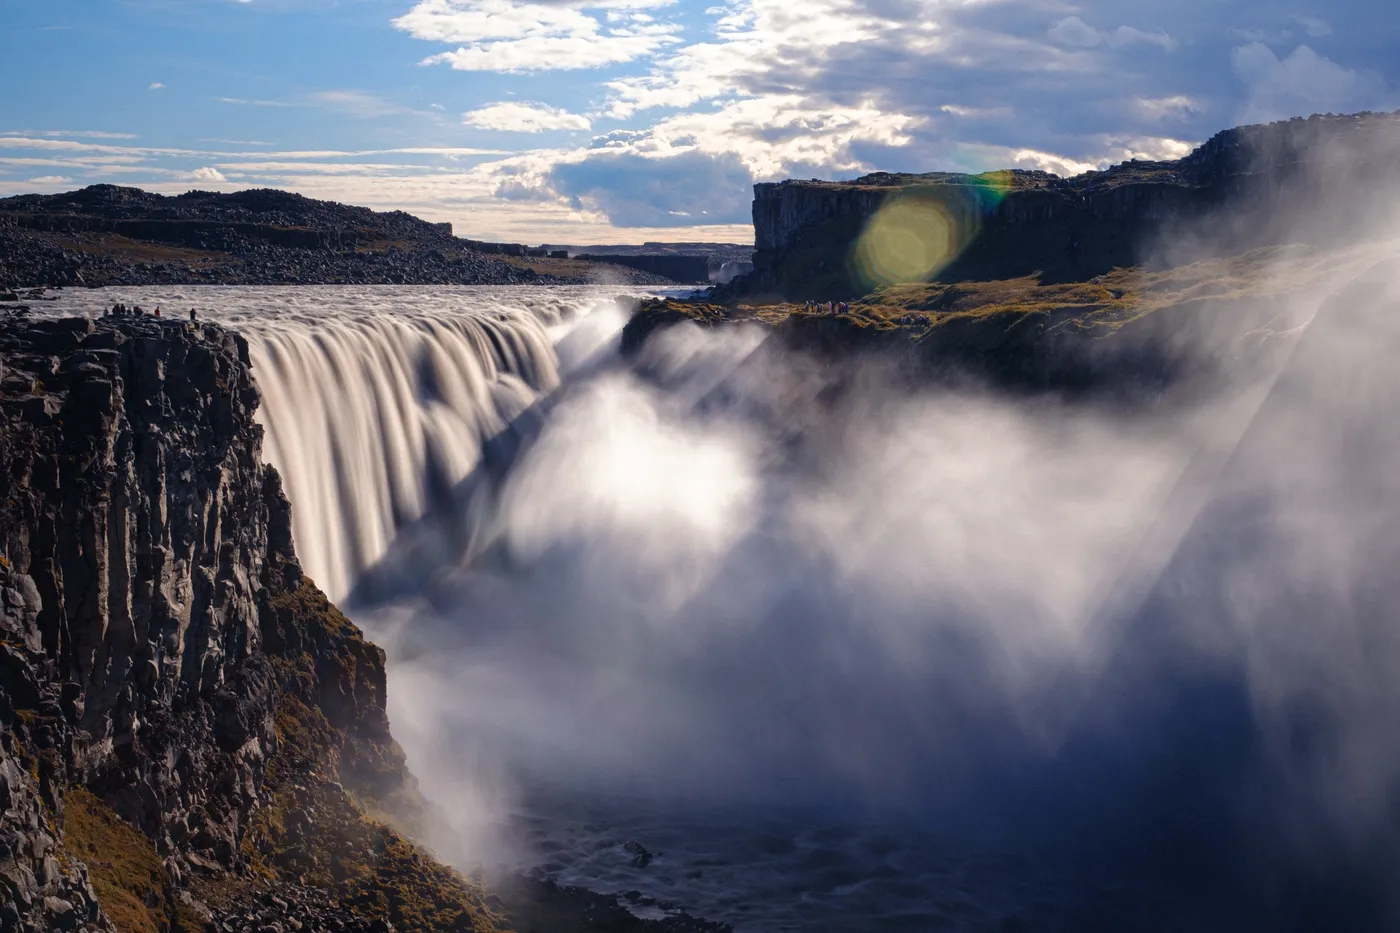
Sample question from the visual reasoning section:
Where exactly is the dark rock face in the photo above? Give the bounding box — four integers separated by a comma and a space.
0, 317, 401, 931
724, 111, 1400, 301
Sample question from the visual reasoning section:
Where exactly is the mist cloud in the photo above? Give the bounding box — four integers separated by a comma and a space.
330, 125, 1400, 928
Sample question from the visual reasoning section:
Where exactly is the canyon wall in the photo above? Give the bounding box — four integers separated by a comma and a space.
0, 317, 449, 932
727, 111, 1400, 300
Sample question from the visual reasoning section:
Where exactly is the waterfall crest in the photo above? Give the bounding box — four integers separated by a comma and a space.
244, 309, 559, 600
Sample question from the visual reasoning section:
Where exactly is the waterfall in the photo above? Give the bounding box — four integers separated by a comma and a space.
32, 284, 649, 602
245, 311, 560, 600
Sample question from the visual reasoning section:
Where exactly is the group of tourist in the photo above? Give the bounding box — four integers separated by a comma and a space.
803, 300, 850, 314
104, 303, 199, 321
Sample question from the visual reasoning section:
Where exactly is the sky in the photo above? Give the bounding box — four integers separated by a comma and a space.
0, 0, 1396, 244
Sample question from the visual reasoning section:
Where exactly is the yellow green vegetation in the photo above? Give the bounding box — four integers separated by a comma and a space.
62, 789, 203, 933
855, 274, 1137, 335
240, 777, 511, 933
717, 242, 1378, 341
859, 243, 1374, 328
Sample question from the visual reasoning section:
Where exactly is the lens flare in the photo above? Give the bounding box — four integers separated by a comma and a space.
851, 194, 967, 288
851, 196, 956, 288
970, 169, 1016, 208
850, 173, 1019, 290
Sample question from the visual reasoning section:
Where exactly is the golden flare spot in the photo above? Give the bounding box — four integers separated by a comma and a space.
852, 195, 964, 288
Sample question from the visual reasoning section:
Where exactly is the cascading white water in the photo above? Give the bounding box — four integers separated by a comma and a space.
34, 284, 655, 601
246, 312, 557, 600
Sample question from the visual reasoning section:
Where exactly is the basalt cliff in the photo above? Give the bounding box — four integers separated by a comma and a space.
0, 318, 725, 933
722, 111, 1400, 301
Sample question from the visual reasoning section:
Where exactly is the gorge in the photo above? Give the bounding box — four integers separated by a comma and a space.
5, 110, 1400, 933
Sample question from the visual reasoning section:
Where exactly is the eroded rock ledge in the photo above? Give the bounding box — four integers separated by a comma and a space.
0, 318, 727, 933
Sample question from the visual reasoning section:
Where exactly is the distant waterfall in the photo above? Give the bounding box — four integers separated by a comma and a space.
244, 309, 560, 601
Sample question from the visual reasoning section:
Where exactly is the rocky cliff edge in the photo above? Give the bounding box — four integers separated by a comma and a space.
0, 318, 726, 933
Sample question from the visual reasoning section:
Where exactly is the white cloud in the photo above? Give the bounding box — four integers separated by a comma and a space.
310, 90, 421, 118
1232, 43, 1390, 123
605, 95, 922, 178
0, 137, 206, 157
463, 101, 592, 132
149, 82, 165, 90
1047, 16, 1102, 49
954, 133, 1194, 178
448, 93, 924, 228
396, 0, 680, 72
25, 175, 72, 185
189, 166, 228, 182
215, 96, 297, 107
941, 104, 1014, 119
1134, 95, 1200, 122
1048, 17, 1178, 52
423, 33, 675, 71
601, 0, 894, 117
2, 130, 137, 139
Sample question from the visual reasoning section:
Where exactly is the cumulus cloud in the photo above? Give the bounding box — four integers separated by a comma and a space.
463, 95, 922, 226
1233, 43, 1391, 123
25, 175, 72, 185
600, 0, 904, 118
463, 101, 592, 132
148, 82, 166, 90
612, 96, 922, 177
395, 0, 680, 72
382, 0, 1268, 231
549, 149, 754, 225
189, 166, 229, 182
